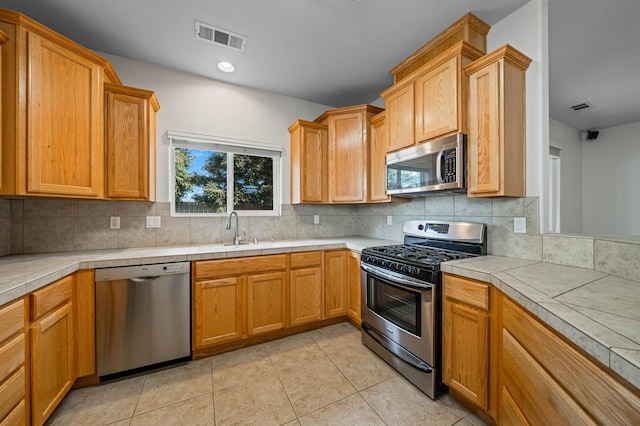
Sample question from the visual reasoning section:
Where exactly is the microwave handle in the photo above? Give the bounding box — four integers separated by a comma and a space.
436, 150, 445, 184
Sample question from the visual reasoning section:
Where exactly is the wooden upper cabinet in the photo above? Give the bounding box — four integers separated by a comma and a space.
27, 32, 104, 198
383, 84, 414, 152
0, 9, 121, 199
105, 84, 159, 200
465, 45, 531, 198
326, 105, 383, 203
328, 110, 366, 203
288, 119, 327, 204
414, 55, 459, 141
382, 42, 483, 154
289, 105, 386, 205
368, 112, 390, 202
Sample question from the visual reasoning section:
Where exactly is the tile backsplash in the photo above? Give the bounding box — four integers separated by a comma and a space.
4, 195, 534, 255
3, 195, 640, 282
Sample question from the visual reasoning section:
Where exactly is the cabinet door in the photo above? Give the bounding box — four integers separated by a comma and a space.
105, 87, 157, 200
502, 329, 594, 425
27, 31, 104, 198
346, 251, 361, 324
30, 301, 75, 426
325, 251, 348, 318
442, 300, 489, 409
368, 113, 389, 202
193, 277, 245, 349
385, 84, 414, 152
247, 271, 287, 335
415, 56, 459, 142
290, 267, 323, 326
328, 112, 365, 202
467, 61, 501, 196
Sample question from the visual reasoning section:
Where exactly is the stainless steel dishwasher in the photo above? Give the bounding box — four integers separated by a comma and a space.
95, 262, 191, 379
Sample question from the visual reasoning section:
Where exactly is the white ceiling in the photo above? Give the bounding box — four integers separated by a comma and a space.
0, 0, 638, 132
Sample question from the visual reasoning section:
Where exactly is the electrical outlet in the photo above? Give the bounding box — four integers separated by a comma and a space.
313, 214, 320, 225
109, 216, 120, 230
514, 217, 526, 233
386, 215, 393, 225
146, 216, 161, 228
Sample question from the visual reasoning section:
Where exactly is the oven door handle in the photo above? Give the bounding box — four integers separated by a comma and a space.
362, 323, 433, 374
361, 263, 433, 290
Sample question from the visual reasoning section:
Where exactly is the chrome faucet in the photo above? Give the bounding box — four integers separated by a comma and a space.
225, 211, 245, 245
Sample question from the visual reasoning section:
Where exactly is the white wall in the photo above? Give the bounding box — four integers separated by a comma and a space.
100, 53, 333, 203
583, 121, 640, 236
549, 118, 583, 234
487, 0, 549, 233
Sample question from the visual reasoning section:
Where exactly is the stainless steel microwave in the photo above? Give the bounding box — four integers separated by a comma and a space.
386, 133, 466, 197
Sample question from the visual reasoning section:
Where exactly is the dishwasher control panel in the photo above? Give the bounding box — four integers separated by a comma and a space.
95, 262, 190, 281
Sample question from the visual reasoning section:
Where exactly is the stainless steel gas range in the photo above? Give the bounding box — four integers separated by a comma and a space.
360, 220, 486, 399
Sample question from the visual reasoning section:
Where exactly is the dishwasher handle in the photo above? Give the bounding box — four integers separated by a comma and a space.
129, 276, 161, 282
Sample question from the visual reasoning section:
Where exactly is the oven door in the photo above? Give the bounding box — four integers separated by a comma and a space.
360, 263, 435, 366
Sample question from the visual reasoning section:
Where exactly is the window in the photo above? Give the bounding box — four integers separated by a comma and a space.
168, 132, 281, 216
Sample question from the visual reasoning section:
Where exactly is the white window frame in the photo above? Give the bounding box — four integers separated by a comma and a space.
167, 131, 282, 217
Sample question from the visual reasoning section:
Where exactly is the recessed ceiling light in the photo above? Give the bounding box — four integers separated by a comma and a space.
217, 61, 235, 73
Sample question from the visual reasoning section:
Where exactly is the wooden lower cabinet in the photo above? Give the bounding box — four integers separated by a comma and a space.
0, 271, 96, 426
192, 254, 287, 350
501, 296, 640, 425
30, 301, 74, 425
247, 272, 287, 336
346, 251, 361, 324
442, 274, 491, 411
193, 277, 245, 348
325, 250, 362, 322
193, 250, 362, 354
0, 299, 26, 425
290, 252, 324, 326
29, 275, 76, 426
324, 251, 348, 318
443, 273, 640, 424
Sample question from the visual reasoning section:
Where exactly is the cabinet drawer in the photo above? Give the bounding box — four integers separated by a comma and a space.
291, 251, 323, 269
1, 398, 26, 426
0, 366, 25, 420
30, 275, 73, 320
195, 255, 287, 280
444, 274, 489, 310
0, 299, 24, 343
0, 334, 25, 382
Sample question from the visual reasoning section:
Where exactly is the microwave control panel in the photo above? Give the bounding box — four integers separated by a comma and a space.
443, 148, 457, 183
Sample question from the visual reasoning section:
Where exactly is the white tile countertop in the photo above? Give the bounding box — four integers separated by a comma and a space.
2, 240, 638, 391
0, 237, 396, 306
441, 255, 640, 391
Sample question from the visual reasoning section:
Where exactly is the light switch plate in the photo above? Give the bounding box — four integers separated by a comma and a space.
110, 216, 120, 230
313, 215, 320, 225
514, 217, 526, 233
386, 215, 393, 225
146, 216, 161, 228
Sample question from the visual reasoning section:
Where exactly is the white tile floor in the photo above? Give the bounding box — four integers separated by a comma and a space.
47, 322, 486, 425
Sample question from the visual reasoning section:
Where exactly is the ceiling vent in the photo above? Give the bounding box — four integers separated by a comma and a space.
567, 102, 595, 112
194, 21, 247, 52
